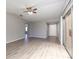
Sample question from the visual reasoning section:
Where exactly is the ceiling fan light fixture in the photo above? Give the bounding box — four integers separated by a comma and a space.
28, 12, 33, 15
23, 4, 37, 15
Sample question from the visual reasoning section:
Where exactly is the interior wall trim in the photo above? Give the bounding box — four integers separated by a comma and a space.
63, 44, 72, 59
6, 38, 24, 44
63, 0, 73, 17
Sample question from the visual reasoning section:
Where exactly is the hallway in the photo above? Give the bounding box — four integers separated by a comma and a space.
6, 37, 70, 59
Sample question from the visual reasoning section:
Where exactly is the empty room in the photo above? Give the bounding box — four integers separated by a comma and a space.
6, 0, 73, 59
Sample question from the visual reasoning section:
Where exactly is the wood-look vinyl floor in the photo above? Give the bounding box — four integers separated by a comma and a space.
6, 37, 71, 59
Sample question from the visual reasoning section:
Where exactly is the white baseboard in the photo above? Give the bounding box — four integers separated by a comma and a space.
29, 36, 47, 39
28, 35, 47, 39
6, 37, 24, 44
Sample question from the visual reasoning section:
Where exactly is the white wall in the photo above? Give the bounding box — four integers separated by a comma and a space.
57, 17, 63, 45
28, 22, 47, 38
60, 16, 63, 45
6, 13, 26, 43
63, 19, 66, 45
57, 21, 61, 43
48, 24, 57, 36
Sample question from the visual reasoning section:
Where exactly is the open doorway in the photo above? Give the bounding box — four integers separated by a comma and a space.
47, 24, 57, 39
25, 24, 28, 42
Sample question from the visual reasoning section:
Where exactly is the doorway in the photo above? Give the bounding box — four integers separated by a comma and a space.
47, 24, 57, 39
25, 24, 28, 42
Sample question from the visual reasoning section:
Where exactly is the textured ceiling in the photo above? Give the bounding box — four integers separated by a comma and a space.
6, 0, 70, 23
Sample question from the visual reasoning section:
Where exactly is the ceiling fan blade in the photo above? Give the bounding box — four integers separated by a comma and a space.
26, 7, 32, 9
33, 11, 37, 13
33, 8, 37, 10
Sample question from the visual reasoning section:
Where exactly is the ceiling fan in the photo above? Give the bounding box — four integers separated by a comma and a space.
23, 6, 37, 15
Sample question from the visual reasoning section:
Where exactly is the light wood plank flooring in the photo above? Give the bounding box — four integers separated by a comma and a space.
6, 37, 71, 59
